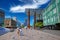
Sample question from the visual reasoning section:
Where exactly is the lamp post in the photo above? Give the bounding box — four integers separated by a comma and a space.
27, 9, 30, 29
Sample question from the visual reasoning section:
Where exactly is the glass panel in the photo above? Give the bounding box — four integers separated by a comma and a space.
48, 19, 49, 24
52, 3, 56, 8
58, 3, 60, 13
53, 8, 57, 14
56, 0, 60, 3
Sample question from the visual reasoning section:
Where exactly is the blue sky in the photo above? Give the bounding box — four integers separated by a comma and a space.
0, 0, 50, 26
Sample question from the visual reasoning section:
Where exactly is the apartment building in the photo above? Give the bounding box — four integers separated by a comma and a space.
0, 9, 5, 27
43, 0, 60, 29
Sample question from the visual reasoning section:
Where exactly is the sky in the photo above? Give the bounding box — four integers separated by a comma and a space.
0, 0, 50, 26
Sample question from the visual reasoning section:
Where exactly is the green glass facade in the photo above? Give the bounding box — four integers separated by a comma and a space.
43, 0, 60, 26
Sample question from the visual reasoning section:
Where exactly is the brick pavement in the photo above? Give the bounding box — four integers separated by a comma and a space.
0, 28, 60, 40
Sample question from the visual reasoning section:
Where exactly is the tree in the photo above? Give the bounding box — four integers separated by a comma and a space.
35, 22, 43, 28
21, 24, 25, 28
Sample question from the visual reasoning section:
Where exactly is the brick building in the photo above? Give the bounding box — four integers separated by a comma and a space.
4, 18, 17, 28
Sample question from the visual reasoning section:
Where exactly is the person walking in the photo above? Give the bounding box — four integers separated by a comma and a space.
19, 28, 24, 36
17, 28, 20, 35
17, 28, 20, 40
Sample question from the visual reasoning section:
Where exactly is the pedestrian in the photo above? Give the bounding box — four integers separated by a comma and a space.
16, 28, 20, 40
17, 28, 20, 36
19, 28, 24, 36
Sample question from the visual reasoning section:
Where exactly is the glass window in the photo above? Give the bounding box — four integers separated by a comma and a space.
52, 3, 56, 8
57, 15, 59, 22
54, 15, 58, 23
53, 16, 56, 23
53, 8, 56, 14
51, 17, 53, 22
48, 19, 49, 23
59, 14, 60, 22
50, 11, 52, 16
0, 18, 4, 23
44, 20, 47, 25
44, 21, 46, 24
56, 0, 60, 3
58, 3, 60, 12
44, 16, 46, 19
48, 5, 52, 11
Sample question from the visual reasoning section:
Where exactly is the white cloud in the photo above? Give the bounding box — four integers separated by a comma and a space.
10, 4, 38, 13
33, 0, 49, 5
10, 0, 49, 13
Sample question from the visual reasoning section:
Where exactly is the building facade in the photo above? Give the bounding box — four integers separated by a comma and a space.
43, 0, 60, 29
26, 9, 43, 29
17, 21, 21, 28
36, 9, 43, 22
4, 18, 17, 28
0, 9, 5, 27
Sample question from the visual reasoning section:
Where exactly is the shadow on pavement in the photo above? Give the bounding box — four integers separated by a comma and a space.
0, 27, 10, 36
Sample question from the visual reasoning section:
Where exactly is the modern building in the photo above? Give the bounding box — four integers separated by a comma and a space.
35, 9, 43, 29
4, 18, 17, 28
36, 9, 43, 22
24, 19, 27, 26
43, 0, 60, 29
25, 9, 31, 29
16, 20, 21, 28
0, 9, 5, 27
26, 9, 43, 29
